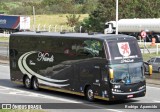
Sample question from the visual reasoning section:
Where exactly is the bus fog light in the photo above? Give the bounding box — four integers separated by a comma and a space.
139, 85, 145, 90
116, 90, 122, 92
114, 85, 120, 89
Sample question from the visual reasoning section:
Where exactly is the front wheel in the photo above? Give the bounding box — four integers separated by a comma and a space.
85, 86, 94, 102
32, 77, 39, 90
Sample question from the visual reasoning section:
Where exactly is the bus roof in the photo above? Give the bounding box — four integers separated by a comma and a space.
10, 32, 136, 41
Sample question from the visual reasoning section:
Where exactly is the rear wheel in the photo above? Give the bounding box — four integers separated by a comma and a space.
24, 76, 31, 89
32, 77, 39, 90
85, 86, 94, 102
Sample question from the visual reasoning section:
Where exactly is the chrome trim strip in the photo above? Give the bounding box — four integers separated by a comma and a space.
112, 88, 145, 95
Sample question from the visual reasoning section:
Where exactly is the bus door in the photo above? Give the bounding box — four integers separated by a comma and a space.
92, 62, 102, 91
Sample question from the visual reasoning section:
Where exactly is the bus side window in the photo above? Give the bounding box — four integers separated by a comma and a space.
82, 40, 104, 57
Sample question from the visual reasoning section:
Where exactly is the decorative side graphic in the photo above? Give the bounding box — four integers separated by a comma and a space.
18, 51, 70, 88
37, 52, 54, 62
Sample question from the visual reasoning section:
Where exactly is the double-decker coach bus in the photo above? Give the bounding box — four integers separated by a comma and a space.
9, 32, 149, 101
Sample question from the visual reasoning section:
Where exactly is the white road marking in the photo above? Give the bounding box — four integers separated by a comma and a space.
153, 100, 160, 103
106, 109, 124, 112
0, 86, 10, 90
0, 64, 8, 68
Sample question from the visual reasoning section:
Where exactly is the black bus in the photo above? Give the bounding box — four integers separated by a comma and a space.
9, 32, 147, 101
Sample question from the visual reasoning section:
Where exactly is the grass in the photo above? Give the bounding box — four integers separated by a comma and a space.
142, 52, 159, 61
138, 42, 158, 49
29, 14, 88, 32
0, 37, 9, 42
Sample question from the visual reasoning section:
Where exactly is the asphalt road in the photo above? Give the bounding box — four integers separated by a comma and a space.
0, 64, 160, 112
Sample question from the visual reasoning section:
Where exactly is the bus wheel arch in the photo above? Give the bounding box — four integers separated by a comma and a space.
84, 85, 95, 102
31, 76, 39, 90
23, 75, 31, 89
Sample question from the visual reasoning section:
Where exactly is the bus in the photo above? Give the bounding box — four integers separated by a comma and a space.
9, 32, 148, 101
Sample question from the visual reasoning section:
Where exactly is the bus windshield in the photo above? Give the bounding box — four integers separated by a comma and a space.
106, 38, 144, 84
109, 62, 144, 84
107, 39, 142, 62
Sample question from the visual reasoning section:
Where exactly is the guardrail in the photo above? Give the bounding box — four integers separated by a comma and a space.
32, 24, 78, 32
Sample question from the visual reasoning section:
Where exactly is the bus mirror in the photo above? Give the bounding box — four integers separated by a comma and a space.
109, 69, 114, 79
148, 65, 152, 76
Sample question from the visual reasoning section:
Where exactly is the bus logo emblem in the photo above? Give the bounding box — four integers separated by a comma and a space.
117, 42, 131, 57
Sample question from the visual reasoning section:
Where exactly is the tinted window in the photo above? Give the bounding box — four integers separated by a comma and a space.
62, 39, 105, 59
155, 58, 160, 63
107, 39, 141, 60
45, 38, 105, 65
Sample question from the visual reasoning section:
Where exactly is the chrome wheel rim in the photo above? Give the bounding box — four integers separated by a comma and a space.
33, 79, 38, 89
25, 78, 30, 88
87, 89, 93, 100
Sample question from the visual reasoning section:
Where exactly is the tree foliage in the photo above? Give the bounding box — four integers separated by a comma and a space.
0, 2, 10, 13
66, 14, 81, 27
3, 0, 98, 15
2, 0, 160, 33
80, 0, 160, 33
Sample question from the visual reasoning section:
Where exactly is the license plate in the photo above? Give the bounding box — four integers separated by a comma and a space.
127, 95, 133, 98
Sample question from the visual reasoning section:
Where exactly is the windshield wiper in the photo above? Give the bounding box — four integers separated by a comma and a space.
115, 76, 129, 83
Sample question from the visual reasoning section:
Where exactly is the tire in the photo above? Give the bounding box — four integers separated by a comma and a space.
32, 77, 39, 90
85, 86, 94, 102
24, 76, 31, 89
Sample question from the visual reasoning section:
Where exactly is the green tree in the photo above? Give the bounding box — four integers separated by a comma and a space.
80, 0, 160, 33
81, 0, 98, 14
41, 0, 74, 14
0, 2, 10, 13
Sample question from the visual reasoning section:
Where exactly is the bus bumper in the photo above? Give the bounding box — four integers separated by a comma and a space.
110, 89, 146, 100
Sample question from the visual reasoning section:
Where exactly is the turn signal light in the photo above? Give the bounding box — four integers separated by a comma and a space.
109, 69, 114, 79
149, 65, 152, 76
